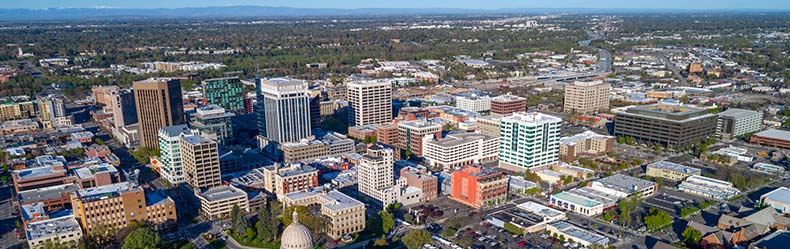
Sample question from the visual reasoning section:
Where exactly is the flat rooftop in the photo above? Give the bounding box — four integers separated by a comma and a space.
199, 185, 247, 202
761, 187, 790, 205
717, 108, 762, 119
517, 201, 565, 220
491, 94, 525, 102
182, 134, 214, 145
284, 189, 364, 212
21, 202, 46, 221
76, 182, 138, 201
754, 129, 790, 141
550, 221, 609, 245
594, 174, 655, 194
17, 184, 79, 203
622, 104, 714, 122
145, 190, 175, 206
648, 161, 701, 175
159, 124, 192, 137
560, 131, 613, 146
14, 166, 66, 180
501, 112, 562, 125
73, 163, 119, 180
26, 216, 82, 241
427, 132, 493, 147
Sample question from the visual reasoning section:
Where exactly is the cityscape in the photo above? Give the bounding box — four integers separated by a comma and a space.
1, 2, 790, 249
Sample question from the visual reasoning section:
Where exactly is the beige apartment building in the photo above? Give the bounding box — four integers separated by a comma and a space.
564, 80, 610, 114
181, 135, 222, 189
646, 161, 701, 181
559, 131, 615, 162
282, 189, 366, 239
0, 100, 36, 121
197, 185, 250, 220
70, 182, 177, 233
133, 78, 185, 149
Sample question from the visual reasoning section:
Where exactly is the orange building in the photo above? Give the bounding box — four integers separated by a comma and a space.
689, 63, 703, 74
71, 182, 177, 233
376, 124, 400, 147
450, 165, 508, 209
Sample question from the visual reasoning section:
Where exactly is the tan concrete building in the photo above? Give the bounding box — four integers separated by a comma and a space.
423, 132, 498, 170
563, 80, 610, 114
0, 99, 36, 122
197, 185, 250, 220
92, 85, 120, 107
133, 78, 185, 149
645, 161, 701, 181
475, 116, 501, 137
347, 80, 392, 126
25, 215, 83, 249
261, 163, 319, 197
397, 119, 442, 156
282, 189, 366, 239
70, 182, 177, 233
281, 133, 355, 162
181, 135, 222, 190
559, 131, 615, 162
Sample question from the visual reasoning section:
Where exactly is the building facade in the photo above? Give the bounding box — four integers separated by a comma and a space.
261, 163, 319, 197
197, 185, 250, 220
357, 144, 396, 203
424, 132, 498, 170
133, 78, 185, 149
559, 131, 614, 162
189, 105, 234, 145
181, 135, 222, 189
256, 78, 312, 143
157, 125, 198, 185
397, 120, 442, 157
70, 182, 177, 233
450, 165, 508, 209
499, 112, 562, 172
490, 94, 526, 117
202, 77, 245, 113
750, 129, 790, 149
110, 88, 137, 129
563, 80, 610, 114
614, 104, 717, 147
282, 189, 366, 239
456, 95, 491, 113
347, 80, 393, 126
716, 108, 762, 140
645, 161, 701, 181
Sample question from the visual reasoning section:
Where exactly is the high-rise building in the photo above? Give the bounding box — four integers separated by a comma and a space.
197, 185, 250, 220
397, 120, 442, 157
347, 80, 392, 126
92, 85, 120, 107
202, 77, 245, 113
309, 91, 322, 129
37, 94, 66, 128
70, 182, 177, 233
133, 78, 185, 149
181, 134, 222, 189
614, 104, 717, 147
455, 95, 491, 113
189, 105, 234, 145
563, 81, 610, 114
716, 108, 763, 140
499, 112, 562, 172
110, 88, 137, 129
357, 144, 395, 200
157, 125, 198, 185
256, 78, 312, 143
490, 94, 526, 117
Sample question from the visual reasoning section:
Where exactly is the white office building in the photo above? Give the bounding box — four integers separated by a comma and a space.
157, 125, 198, 184
679, 175, 741, 200
423, 132, 498, 170
456, 95, 491, 113
499, 112, 562, 172
256, 78, 312, 143
716, 108, 763, 140
347, 80, 393, 126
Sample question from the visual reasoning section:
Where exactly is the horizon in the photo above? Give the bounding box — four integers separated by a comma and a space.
4, 0, 790, 10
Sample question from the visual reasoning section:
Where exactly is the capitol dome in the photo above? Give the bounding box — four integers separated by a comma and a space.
280, 211, 314, 249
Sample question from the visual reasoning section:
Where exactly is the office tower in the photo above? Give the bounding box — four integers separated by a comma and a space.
397, 120, 442, 157
563, 80, 610, 114
202, 77, 245, 113
455, 95, 491, 113
158, 125, 198, 185
309, 91, 322, 129
70, 182, 177, 233
499, 112, 562, 172
256, 78, 312, 143
716, 108, 763, 140
490, 94, 526, 117
133, 78, 185, 149
181, 134, 222, 189
614, 104, 717, 147
189, 105, 234, 145
424, 133, 498, 171
110, 88, 137, 129
92, 85, 120, 107
357, 144, 394, 200
37, 94, 66, 128
347, 80, 393, 126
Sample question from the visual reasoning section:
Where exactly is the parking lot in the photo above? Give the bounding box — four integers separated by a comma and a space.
643, 188, 707, 217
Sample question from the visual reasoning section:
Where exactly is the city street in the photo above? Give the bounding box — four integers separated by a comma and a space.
0, 183, 22, 249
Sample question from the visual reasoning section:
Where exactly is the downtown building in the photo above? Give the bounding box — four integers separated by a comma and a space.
181, 134, 222, 190
449, 165, 509, 209
423, 132, 498, 171
550, 174, 656, 216
70, 182, 177, 233
189, 105, 234, 145
202, 77, 245, 113
156, 125, 198, 185
614, 104, 717, 147
490, 94, 527, 117
133, 78, 185, 149
347, 79, 393, 126
357, 144, 397, 204
563, 80, 610, 114
282, 188, 366, 239
197, 185, 250, 220
559, 131, 614, 162
716, 108, 763, 140
280, 133, 355, 163
397, 119, 443, 157
260, 163, 319, 197
256, 78, 312, 154
499, 112, 562, 172
456, 94, 491, 113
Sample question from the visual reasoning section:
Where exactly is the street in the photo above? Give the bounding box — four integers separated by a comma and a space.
0, 183, 22, 249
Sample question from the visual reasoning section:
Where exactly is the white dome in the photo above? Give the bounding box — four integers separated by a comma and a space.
280, 211, 313, 249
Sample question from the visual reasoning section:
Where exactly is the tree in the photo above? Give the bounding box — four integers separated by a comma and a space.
230, 205, 250, 236
441, 228, 457, 238
282, 205, 327, 233
41, 240, 75, 249
122, 227, 160, 249
680, 206, 700, 218
373, 235, 389, 247
603, 209, 615, 222
402, 229, 432, 249
643, 208, 673, 231
380, 210, 395, 234
524, 170, 541, 182
95, 138, 104, 145
682, 226, 703, 247
255, 205, 279, 243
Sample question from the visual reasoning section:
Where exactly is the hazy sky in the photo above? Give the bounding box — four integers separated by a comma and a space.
5, 0, 790, 10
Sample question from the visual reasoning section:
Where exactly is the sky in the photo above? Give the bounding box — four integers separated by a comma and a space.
4, 0, 790, 10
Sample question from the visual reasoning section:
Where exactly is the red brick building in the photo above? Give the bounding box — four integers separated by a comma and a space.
750, 129, 790, 149
491, 94, 527, 116
399, 166, 438, 201
450, 165, 508, 209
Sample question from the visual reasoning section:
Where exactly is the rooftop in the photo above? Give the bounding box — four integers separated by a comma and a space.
398, 119, 443, 130
717, 108, 762, 119
560, 131, 613, 146
72, 163, 119, 180
516, 201, 564, 220
762, 187, 790, 205
754, 129, 790, 141
17, 184, 79, 204
159, 124, 192, 137
491, 94, 525, 102
76, 182, 139, 202
26, 215, 82, 241
594, 174, 655, 194
501, 112, 562, 125
145, 190, 175, 206
647, 161, 701, 175
21, 202, 46, 221
181, 134, 215, 145
622, 104, 714, 122
549, 221, 609, 245
427, 132, 493, 147
199, 185, 247, 202
14, 165, 66, 180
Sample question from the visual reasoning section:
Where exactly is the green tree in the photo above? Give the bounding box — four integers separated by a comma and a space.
680, 206, 700, 218
230, 205, 250, 236
255, 205, 279, 242
682, 226, 703, 247
643, 208, 673, 231
524, 170, 541, 182
402, 229, 432, 249
282, 205, 328, 233
122, 227, 160, 249
95, 138, 104, 145
380, 210, 395, 234
373, 235, 389, 247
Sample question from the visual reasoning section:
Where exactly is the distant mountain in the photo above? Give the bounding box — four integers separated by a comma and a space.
0, 6, 784, 21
